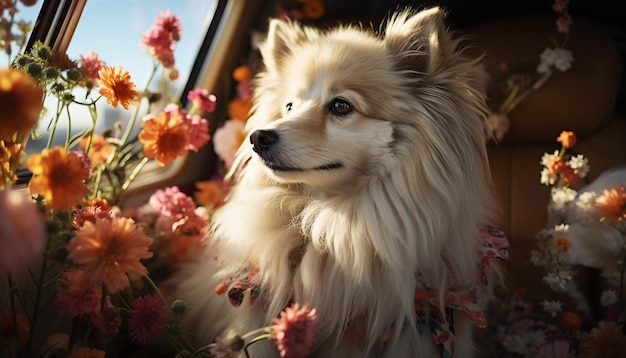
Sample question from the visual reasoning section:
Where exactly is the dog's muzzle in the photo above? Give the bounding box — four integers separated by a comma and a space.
250, 129, 278, 155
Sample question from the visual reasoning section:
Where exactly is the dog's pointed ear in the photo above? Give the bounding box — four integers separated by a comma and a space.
261, 19, 310, 73
383, 7, 451, 74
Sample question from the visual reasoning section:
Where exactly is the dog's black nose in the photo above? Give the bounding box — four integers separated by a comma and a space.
250, 129, 279, 154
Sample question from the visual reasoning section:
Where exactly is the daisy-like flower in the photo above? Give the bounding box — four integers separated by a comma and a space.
213, 119, 246, 169
568, 154, 590, 178
0, 68, 44, 139
127, 294, 168, 345
78, 133, 113, 165
67, 216, 153, 293
0, 189, 45, 277
98, 66, 139, 110
270, 302, 318, 358
541, 300, 563, 317
537, 48, 573, 74
78, 51, 106, 86
187, 87, 217, 113
72, 200, 113, 228
138, 109, 190, 166
550, 186, 577, 210
595, 186, 626, 225
154, 10, 182, 41
26, 146, 89, 211
581, 321, 626, 358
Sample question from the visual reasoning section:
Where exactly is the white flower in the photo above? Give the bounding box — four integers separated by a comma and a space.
601, 289, 618, 306
541, 150, 560, 166
568, 154, 590, 178
543, 268, 573, 291
541, 300, 563, 317
553, 223, 569, 233
551, 187, 578, 210
537, 47, 573, 74
541, 168, 557, 186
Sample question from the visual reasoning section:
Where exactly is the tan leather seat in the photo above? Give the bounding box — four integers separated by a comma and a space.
466, 14, 625, 304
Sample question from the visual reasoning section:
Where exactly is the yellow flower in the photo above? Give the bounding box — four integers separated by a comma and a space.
26, 147, 89, 211
138, 110, 189, 166
98, 66, 138, 109
0, 68, 43, 139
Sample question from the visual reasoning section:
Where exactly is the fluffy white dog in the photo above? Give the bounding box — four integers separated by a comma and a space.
175, 7, 506, 357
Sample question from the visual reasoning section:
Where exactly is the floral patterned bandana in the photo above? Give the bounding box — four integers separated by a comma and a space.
215, 226, 509, 357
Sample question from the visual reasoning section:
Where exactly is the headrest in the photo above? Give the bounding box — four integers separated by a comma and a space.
465, 14, 622, 145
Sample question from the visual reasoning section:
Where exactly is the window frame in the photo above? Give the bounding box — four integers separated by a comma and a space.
17, 0, 233, 195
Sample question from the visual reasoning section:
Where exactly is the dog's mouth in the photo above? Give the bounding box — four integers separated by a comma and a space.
264, 161, 343, 172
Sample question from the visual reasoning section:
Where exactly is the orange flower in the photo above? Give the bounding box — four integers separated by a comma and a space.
194, 179, 229, 208
303, 0, 325, 19
232, 65, 251, 82
556, 130, 576, 149
595, 186, 626, 225
26, 147, 89, 211
138, 110, 190, 166
560, 311, 582, 330
227, 98, 252, 121
547, 157, 565, 174
581, 321, 626, 358
0, 69, 43, 139
68, 347, 106, 358
67, 217, 153, 293
79, 133, 113, 165
554, 237, 570, 251
561, 166, 578, 186
98, 66, 139, 110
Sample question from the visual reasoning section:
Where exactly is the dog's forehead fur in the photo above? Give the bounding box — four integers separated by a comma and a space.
277, 28, 417, 120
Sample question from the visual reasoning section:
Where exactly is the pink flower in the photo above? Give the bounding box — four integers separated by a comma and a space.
55, 270, 101, 319
270, 302, 317, 358
556, 14, 572, 33
73, 205, 112, 228
78, 51, 106, 86
552, 0, 569, 13
187, 88, 217, 112
149, 186, 196, 218
127, 294, 168, 345
0, 189, 45, 277
536, 340, 576, 358
140, 10, 180, 69
213, 119, 246, 169
236, 81, 252, 101
186, 114, 211, 152
154, 9, 182, 42
90, 303, 121, 336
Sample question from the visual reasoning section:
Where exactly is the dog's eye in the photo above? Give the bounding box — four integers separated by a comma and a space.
328, 97, 354, 117
285, 102, 293, 112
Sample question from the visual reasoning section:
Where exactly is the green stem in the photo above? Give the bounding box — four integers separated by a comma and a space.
64, 103, 72, 150
121, 157, 149, 191
143, 274, 168, 307
46, 101, 65, 150
7, 274, 20, 349
119, 64, 158, 147
243, 333, 271, 358
25, 228, 53, 355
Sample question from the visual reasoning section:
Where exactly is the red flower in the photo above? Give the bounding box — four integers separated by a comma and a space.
127, 295, 168, 345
